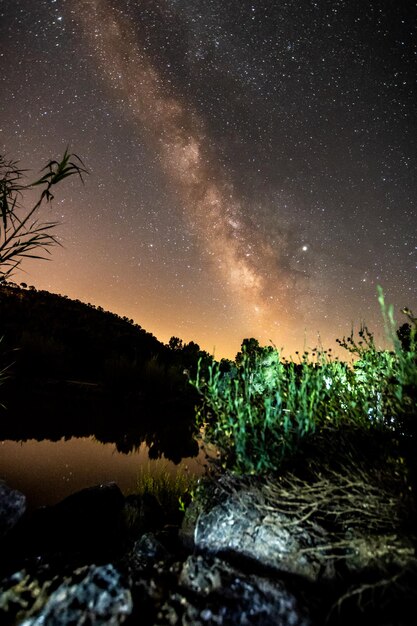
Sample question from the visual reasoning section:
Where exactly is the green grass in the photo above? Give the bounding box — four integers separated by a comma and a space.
135, 462, 197, 520
191, 288, 417, 475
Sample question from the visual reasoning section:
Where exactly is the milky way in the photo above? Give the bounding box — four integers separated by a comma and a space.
0, 0, 416, 357
75, 0, 304, 336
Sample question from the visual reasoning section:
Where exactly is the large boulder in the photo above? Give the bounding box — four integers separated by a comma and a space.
7, 482, 126, 563
180, 469, 417, 625
192, 490, 328, 581
182, 478, 331, 582
165, 554, 311, 626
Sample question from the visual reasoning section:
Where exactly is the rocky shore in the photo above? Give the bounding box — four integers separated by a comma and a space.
1, 451, 416, 626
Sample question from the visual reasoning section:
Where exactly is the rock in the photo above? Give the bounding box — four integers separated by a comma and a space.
1, 469, 415, 626
0, 481, 26, 538
126, 532, 171, 573
52, 481, 125, 530
188, 488, 328, 581
134, 532, 170, 562
164, 554, 311, 626
10, 482, 126, 560
183, 470, 417, 584
19, 564, 132, 626
180, 472, 417, 625
124, 492, 164, 537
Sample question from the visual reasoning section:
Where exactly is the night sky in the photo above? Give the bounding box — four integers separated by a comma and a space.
1, 0, 416, 358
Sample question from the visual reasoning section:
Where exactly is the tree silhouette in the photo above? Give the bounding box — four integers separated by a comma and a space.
397, 323, 412, 352
397, 307, 417, 352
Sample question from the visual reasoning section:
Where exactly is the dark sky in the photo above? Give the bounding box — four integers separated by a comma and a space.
1, 0, 416, 357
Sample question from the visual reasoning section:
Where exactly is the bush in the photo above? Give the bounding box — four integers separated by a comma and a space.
191, 290, 417, 474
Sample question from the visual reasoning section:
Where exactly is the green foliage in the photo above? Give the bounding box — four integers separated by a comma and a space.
135, 463, 197, 522
0, 149, 86, 278
191, 289, 417, 474
192, 346, 348, 473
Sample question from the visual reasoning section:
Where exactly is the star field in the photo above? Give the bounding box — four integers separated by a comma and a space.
0, 0, 416, 357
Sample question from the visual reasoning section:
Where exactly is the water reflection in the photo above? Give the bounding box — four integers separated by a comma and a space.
0, 437, 204, 509
0, 379, 199, 456
0, 383, 204, 508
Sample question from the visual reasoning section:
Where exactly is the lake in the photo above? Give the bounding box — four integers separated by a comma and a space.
0, 436, 206, 509
0, 375, 209, 508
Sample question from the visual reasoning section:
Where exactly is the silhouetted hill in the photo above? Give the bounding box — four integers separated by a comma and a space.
0, 282, 164, 376
0, 283, 209, 429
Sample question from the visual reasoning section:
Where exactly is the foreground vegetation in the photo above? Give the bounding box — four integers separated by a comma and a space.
192, 288, 417, 485
187, 297, 417, 623
0, 149, 86, 278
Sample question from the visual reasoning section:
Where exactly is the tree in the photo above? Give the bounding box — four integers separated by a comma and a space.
397, 323, 412, 352
397, 307, 417, 353
0, 149, 87, 278
235, 337, 273, 367
168, 336, 184, 351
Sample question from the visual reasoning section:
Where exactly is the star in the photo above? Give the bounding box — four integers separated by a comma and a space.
0, 0, 415, 357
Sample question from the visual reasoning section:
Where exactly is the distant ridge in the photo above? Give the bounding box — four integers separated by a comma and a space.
0, 282, 209, 425
0, 282, 203, 459
0, 282, 167, 383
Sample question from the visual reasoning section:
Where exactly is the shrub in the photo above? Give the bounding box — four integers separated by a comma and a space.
193, 346, 357, 473
191, 289, 417, 474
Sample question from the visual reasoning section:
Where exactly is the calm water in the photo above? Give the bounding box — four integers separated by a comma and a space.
0, 437, 206, 509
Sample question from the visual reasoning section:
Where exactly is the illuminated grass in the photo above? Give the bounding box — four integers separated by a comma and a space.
191, 289, 417, 474
135, 462, 197, 519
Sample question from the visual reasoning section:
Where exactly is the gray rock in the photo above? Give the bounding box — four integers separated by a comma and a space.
191, 490, 327, 581
184, 472, 417, 586
171, 554, 311, 625
135, 532, 170, 561
20, 564, 132, 626
0, 481, 26, 537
